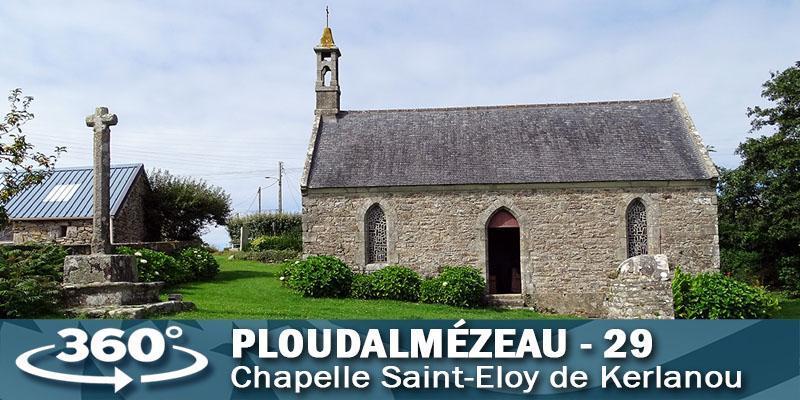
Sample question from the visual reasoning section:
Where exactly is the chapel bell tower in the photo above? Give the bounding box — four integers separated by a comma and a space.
314, 12, 341, 116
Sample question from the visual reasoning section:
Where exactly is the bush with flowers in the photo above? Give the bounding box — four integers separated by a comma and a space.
177, 247, 219, 280
420, 266, 486, 308
278, 261, 297, 288
116, 247, 188, 284
277, 257, 485, 308
117, 246, 219, 284
280, 256, 352, 298
350, 265, 422, 301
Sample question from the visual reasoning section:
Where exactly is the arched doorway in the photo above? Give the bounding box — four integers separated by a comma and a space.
487, 209, 521, 294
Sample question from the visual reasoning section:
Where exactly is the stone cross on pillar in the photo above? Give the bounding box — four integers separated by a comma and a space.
85, 107, 118, 254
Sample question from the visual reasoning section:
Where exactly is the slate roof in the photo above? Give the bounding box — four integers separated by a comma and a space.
5, 164, 145, 220
305, 97, 716, 189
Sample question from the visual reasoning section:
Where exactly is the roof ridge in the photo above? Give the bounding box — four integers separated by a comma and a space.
48, 163, 144, 172
341, 97, 674, 114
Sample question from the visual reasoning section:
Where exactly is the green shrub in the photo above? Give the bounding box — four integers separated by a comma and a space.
0, 244, 67, 318
117, 247, 189, 284
420, 278, 442, 304
177, 247, 220, 280
778, 256, 800, 298
720, 249, 762, 285
286, 256, 352, 298
350, 273, 374, 299
369, 265, 422, 302
278, 261, 297, 287
233, 250, 300, 264
420, 266, 486, 308
672, 267, 779, 319
251, 234, 302, 252
227, 213, 302, 244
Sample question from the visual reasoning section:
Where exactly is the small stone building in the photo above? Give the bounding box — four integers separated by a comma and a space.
300, 26, 720, 316
4, 164, 149, 246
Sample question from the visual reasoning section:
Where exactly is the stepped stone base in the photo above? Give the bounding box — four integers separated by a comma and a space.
61, 253, 193, 318
486, 294, 525, 309
65, 301, 196, 319
64, 254, 138, 284
62, 281, 163, 307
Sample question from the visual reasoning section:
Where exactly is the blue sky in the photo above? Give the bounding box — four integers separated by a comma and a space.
1, 0, 799, 248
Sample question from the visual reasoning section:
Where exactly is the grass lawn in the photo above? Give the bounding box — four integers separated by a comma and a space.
161, 256, 573, 319
774, 294, 800, 319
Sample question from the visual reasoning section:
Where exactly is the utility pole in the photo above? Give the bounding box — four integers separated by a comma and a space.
257, 186, 262, 214
277, 161, 284, 214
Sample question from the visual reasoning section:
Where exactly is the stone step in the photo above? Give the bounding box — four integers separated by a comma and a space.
65, 301, 196, 319
486, 294, 525, 308
62, 281, 163, 308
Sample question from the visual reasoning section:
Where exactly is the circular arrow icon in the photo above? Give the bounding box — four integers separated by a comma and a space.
15, 327, 209, 393
141, 345, 208, 384
16, 344, 133, 392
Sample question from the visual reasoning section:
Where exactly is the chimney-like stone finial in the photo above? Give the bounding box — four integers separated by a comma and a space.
314, 20, 341, 116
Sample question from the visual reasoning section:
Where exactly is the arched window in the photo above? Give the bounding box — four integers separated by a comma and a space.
626, 199, 648, 257
366, 204, 387, 264
322, 66, 331, 86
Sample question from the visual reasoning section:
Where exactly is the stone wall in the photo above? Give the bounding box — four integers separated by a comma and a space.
112, 173, 148, 243
302, 182, 719, 317
605, 274, 674, 319
604, 255, 674, 319
12, 219, 93, 245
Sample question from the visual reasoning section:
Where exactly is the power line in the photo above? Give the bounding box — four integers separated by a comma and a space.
283, 174, 302, 211
235, 189, 259, 212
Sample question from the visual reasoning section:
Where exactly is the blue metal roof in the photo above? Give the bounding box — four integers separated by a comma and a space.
5, 164, 145, 220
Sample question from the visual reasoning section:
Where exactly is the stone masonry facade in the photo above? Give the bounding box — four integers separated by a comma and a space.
11, 174, 148, 246
111, 173, 148, 243
302, 182, 719, 317
12, 219, 94, 245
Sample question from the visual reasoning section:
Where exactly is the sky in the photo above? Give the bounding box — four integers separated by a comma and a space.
1, 0, 799, 248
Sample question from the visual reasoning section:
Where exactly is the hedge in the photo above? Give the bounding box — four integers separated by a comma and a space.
227, 213, 301, 244
232, 250, 300, 264
250, 234, 302, 252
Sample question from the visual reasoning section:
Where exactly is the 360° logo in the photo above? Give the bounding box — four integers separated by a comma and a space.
15, 326, 208, 392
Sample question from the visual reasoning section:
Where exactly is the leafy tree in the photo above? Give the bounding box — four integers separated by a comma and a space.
145, 169, 232, 241
718, 61, 800, 290
0, 89, 65, 224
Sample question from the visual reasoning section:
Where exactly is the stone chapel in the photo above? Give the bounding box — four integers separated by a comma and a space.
300, 25, 720, 316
